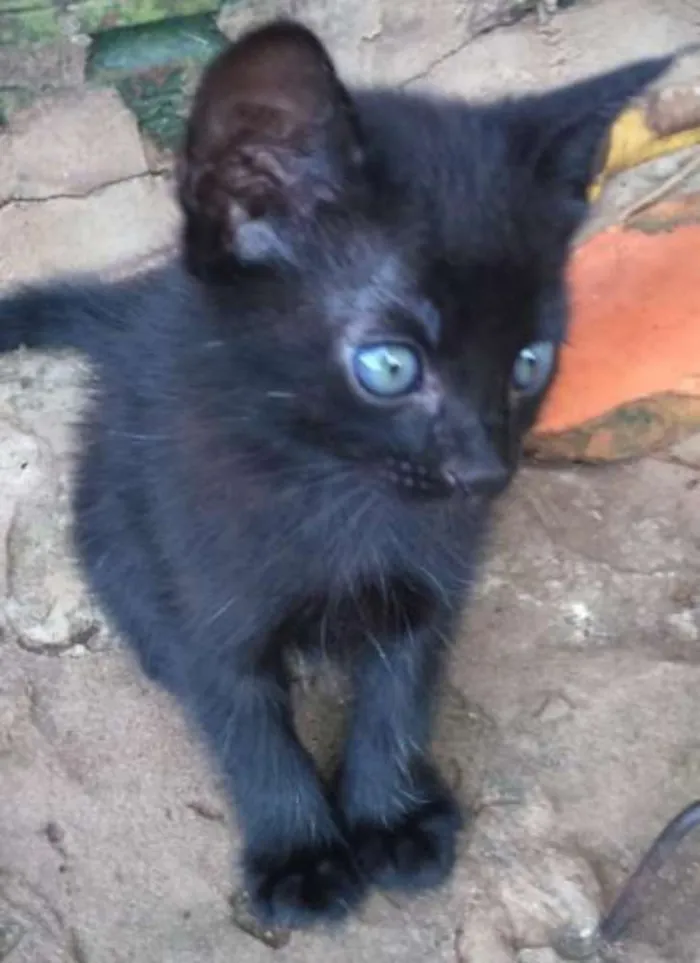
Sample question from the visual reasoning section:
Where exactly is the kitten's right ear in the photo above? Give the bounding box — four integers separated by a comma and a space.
511, 56, 673, 205
177, 19, 365, 276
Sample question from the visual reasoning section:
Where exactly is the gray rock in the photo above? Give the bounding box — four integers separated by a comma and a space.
0, 177, 177, 285
0, 89, 148, 204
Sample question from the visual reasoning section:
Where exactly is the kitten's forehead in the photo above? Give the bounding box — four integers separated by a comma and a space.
356, 93, 568, 274
322, 241, 439, 341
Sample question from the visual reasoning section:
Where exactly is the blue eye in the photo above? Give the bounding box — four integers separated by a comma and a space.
352, 342, 423, 399
511, 341, 556, 395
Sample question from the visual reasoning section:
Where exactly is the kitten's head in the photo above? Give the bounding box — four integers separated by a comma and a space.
178, 21, 670, 502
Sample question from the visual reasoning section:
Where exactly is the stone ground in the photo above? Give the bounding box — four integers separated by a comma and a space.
1, 1, 700, 962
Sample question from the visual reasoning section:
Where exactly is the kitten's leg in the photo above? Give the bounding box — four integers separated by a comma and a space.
339, 616, 462, 891
74, 433, 179, 687
77, 443, 363, 927
183, 651, 364, 927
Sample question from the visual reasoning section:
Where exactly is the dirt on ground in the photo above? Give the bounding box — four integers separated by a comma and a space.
0, 2, 699, 962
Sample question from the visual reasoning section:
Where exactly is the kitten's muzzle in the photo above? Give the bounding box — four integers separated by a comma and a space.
378, 452, 509, 501
441, 453, 510, 499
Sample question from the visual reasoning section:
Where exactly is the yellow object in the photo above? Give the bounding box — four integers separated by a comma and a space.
588, 105, 700, 201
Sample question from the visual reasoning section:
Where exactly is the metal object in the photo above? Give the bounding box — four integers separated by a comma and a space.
553, 800, 700, 960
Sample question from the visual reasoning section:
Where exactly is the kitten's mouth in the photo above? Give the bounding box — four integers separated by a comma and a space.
376, 456, 510, 502
377, 458, 455, 500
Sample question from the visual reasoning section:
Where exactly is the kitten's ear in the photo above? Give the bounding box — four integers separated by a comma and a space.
177, 20, 364, 274
514, 56, 673, 202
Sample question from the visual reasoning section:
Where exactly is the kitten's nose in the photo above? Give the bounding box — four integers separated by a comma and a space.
442, 453, 510, 498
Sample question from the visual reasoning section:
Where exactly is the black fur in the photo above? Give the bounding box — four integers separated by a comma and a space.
0, 20, 670, 929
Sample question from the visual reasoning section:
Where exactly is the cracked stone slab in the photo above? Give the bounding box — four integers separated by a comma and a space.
449, 461, 700, 963
5, 482, 106, 654
0, 38, 87, 92
219, 0, 550, 87
0, 88, 150, 205
454, 665, 700, 961
455, 789, 603, 962
0, 352, 108, 654
671, 431, 700, 469
0, 37, 88, 124
0, 867, 73, 963
0, 176, 178, 285
406, 0, 698, 98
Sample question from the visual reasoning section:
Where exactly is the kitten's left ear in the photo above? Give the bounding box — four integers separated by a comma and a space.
177, 20, 365, 276
514, 56, 673, 202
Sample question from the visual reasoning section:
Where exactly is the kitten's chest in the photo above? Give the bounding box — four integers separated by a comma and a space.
289, 487, 485, 600
274, 496, 482, 674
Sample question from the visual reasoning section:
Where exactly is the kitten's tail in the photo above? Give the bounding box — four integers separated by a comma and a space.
0, 275, 144, 362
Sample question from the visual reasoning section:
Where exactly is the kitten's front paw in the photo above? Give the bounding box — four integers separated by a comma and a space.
350, 789, 462, 892
245, 841, 364, 929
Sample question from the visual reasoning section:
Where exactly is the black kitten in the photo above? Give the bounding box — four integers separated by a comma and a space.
0, 21, 669, 928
